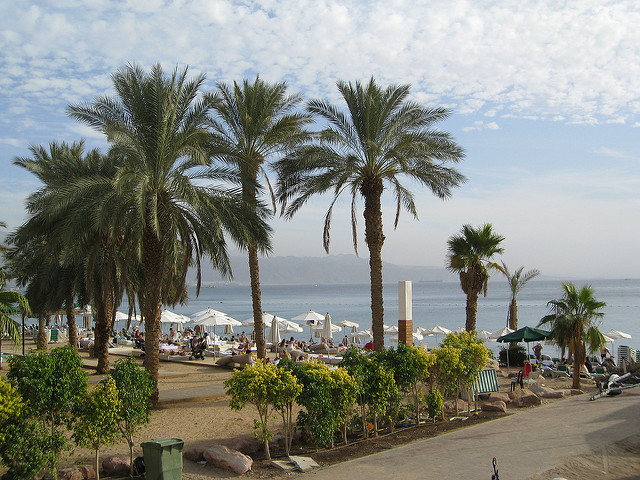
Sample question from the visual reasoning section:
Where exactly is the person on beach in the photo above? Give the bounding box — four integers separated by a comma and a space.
601, 346, 610, 362
533, 343, 542, 361
342, 335, 349, 346
169, 328, 180, 344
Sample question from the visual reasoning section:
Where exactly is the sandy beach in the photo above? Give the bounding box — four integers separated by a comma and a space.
1, 341, 639, 479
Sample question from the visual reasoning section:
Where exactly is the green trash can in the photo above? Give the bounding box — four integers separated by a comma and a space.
141, 438, 184, 480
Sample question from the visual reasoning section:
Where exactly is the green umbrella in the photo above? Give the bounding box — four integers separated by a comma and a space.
497, 326, 551, 368
496, 326, 551, 343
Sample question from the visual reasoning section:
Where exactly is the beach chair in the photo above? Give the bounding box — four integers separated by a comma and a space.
472, 368, 499, 396
49, 329, 58, 343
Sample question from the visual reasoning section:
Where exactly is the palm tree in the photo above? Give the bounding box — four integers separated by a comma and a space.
209, 77, 312, 359
11, 141, 124, 372
446, 224, 505, 332
539, 282, 606, 389
68, 63, 271, 401
501, 262, 540, 330
0, 222, 30, 363
277, 78, 466, 351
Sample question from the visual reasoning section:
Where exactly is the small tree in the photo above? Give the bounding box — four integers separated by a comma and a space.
73, 378, 121, 480
110, 355, 154, 473
363, 361, 398, 437
224, 360, 301, 461
7, 345, 87, 479
283, 361, 338, 448
374, 343, 433, 424
425, 389, 443, 423
430, 345, 463, 415
328, 367, 357, 445
441, 331, 489, 413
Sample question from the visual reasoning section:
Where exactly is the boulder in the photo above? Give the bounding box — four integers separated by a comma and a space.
508, 387, 535, 400
203, 445, 252, 474
102, 455, 130, 475
481, 401, 507, 413
487, 392, 511, 404
567, 389, 584, 396
58, 465, 96, 480
511, 393, 542, 407
443, 398, 468, 413
183, 445, 207, 462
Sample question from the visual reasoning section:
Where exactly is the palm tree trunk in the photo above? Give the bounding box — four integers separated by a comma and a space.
508, 298, 518, 330
142, 227, 164, 405
248, 243, 265, 359
572, 339, 583, 390
37, 314, 47, 350
65, 297, 78, 350
362, 180, 385, 351
465, 291, 479, 332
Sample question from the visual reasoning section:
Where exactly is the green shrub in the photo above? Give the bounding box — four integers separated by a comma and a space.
499, 344, 527, 367
425, 389, 443, 423
0, 416, 52, 480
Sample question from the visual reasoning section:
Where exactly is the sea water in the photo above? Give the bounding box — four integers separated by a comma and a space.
108, 278, 640, 354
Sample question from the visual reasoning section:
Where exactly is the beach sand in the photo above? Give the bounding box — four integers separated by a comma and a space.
1, 342, 638, 479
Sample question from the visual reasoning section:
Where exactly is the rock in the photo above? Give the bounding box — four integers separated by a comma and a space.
568, 389, 584, 395
487, 392, 511, 403
511, 393, 542, 407
220, 434, 261, 455
102, 455, 130, 475
58, 465, 96, 480
508, 387, 535, 400
203, 445, 253, 474
183, 445, 207, 462
443, 398, 468, 412
539, 390, 565, 399
481, 401, 507, 413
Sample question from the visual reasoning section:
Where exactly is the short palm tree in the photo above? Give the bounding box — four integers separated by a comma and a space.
277, 78, 466, 351
446, 224, 505, 332
209, 77, 311, 359
501, 262, 540, 330
68, 63, 271, 401
539, 282, 606, 389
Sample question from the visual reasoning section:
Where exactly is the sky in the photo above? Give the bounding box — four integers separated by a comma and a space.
1, 0, 639, 279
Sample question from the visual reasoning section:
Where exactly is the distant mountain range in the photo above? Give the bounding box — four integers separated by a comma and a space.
187, 254, 457, 286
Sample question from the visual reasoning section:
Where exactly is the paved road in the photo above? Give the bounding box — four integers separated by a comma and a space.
297, 388, 640, 480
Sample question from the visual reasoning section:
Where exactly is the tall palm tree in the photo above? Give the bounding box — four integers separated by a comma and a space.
446, 224, 505, 332
539, 282, 606, 389
277, 78, 466, 351
209, 77, 312, 359
501, 262, 540, 330
68, 63, 271, 401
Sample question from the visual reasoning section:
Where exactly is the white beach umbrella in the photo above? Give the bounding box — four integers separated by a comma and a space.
488, 326, 515, 341
311, 322, 341, 333
384, 325, 399, 335
191, 309, 241, 340
322, 313, 334, 342
425, 324, 452, 346
161, 309, 191, 324
278, 319, 304, 334
604, 329, 632, 360
390, 331, 423, 343
604, 329, 632, 340
292, 310, 326, 323
350, 329, 373, 338
477, 330, 493, 340
336, 320, 360, 333
269, 315, 281, 345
